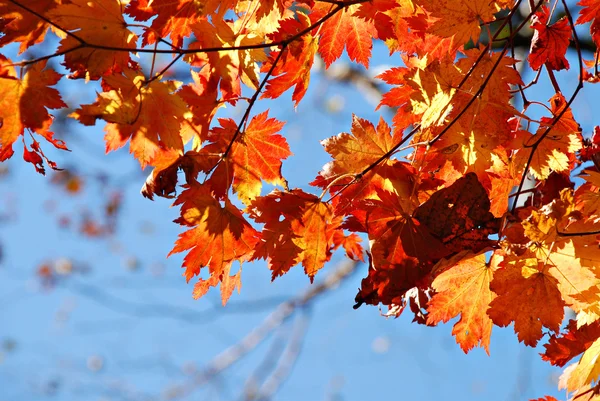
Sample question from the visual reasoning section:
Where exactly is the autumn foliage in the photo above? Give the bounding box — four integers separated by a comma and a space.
4, 0, 600, 398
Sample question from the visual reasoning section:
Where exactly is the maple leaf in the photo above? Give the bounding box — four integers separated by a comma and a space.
349, 186, 451, 312
420, 51, 521, 176
261, 13, 318, 107
455, 49, 523, 115
351, 0, 399, 41
234, 0, 292, 38
178, 67, 221, 143
318, 115, 403, 178
383, 5, 454, 60
376, 65, 416, 126
514, 93, 582, 180
47, 0, 138, 79
427, 251, 497, 354
528, 6, 571, 71
242, 0, 287, 21
424, 121, 497, 181
126, 0, 212, 47
311, 116, 417, 213
186, 19, 267, 101
575, 169, 600, 222
201, 111, 291, 204
353, 251, 423, 310
562, 337, 600, 392
359, 188, 449, 265
70, 68, 190, 169
414, 173, 500, 254
487, 148, 521, 217
332, 230, 365, 262
169, 182, 260, 305
311, 3, 377, 68
415, 0, 504, 51
409, 56, 462, 129
519, 190, 600, 317
0, 57, 67, 165
543, 320, 600, 367
0, 0, 59, 52
141, 149, 203, 200
488, 255, 565, 347
248, 189, 349, 280
577, 0, 600, 48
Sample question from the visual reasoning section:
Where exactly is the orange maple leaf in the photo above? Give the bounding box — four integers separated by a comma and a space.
415, 0, 504, 51
351, 0, 399, 41
420, 51, 522, 181
427, 251, 497, 354
376, 65, 418, 130
488, 255, 565, 347
169, 182, 260, 304
383, 5, 454, 60
248, 189, 349, 280
202, 111, 291, 204
125, 0, 221, 47
311, 3, 377, 68
488, 148, 520, 217
47, 0, 138, 79
70, 68, 190, 168
528, 6, 571, 71
318, 115, 403, 177
455, 49, 523, 115
575, 169, 600, 222
577, 0, 600, 48
178, 66, 221, 143
186, 19, 266, 101
353, 251, 424, 311
312, 116, 419, 215
261, 13, 318, 106
0, 0, 59, 52
0, 57, 67, 163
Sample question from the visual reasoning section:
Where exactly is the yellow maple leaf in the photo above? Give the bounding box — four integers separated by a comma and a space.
521, 190, 600, 319
562, 337, 600, 392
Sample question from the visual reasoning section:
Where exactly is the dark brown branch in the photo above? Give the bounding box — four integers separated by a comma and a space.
9, 0, 368, 68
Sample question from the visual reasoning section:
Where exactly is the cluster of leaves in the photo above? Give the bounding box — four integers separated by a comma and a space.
4, 0, 600, 398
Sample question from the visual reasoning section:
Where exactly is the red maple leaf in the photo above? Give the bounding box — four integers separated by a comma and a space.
528, 6, 571, 71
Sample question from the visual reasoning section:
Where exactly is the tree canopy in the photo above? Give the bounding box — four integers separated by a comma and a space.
3, 0, 600, 399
